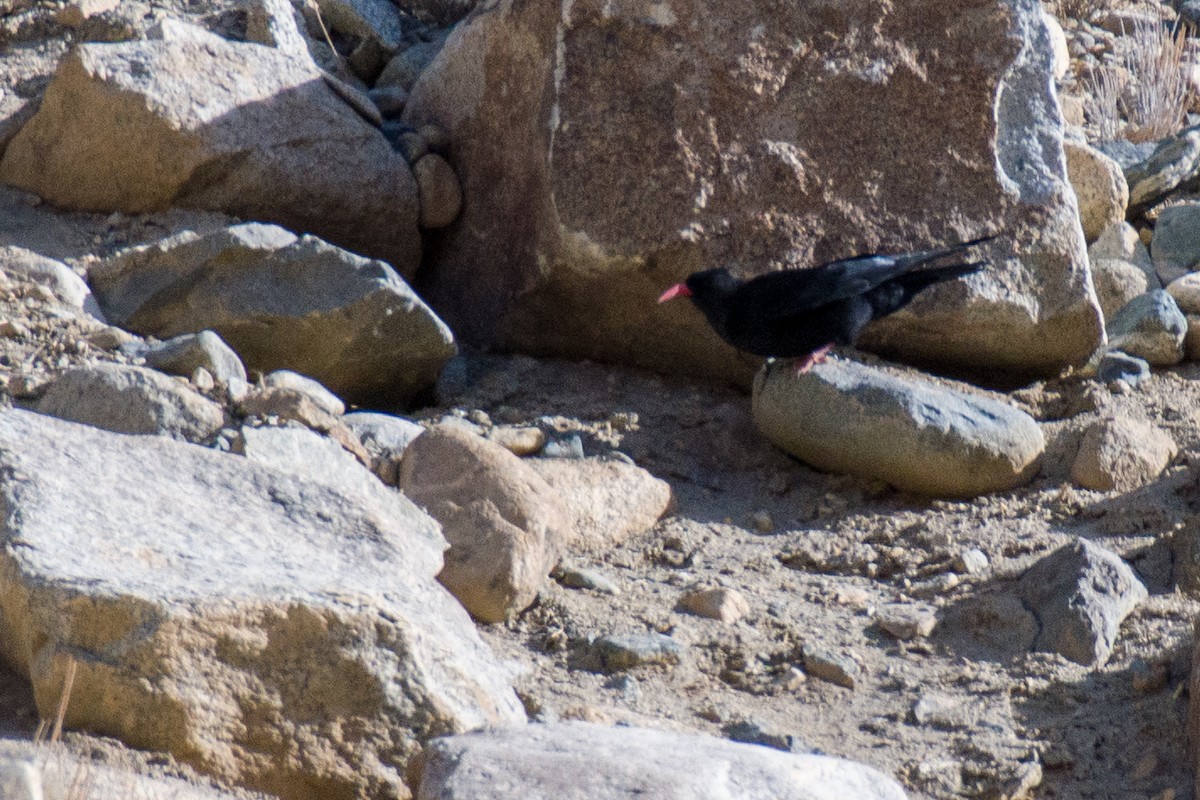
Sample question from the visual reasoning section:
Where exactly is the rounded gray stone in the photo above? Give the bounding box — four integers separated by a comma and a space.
1106, 289, 1187, 365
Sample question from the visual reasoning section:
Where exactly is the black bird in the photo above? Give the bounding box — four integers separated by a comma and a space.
657, 237, 992, 372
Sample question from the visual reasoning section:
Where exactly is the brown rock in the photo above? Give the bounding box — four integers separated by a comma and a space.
414, 153, 463, 229
526, 456, 672, 548
1071, 417, 1177, 491
399, 424, 571, 622
1187, 316, 1200, 360
1064, 140, 1129, 244
404, 0, 1101, 382
0, 35, 420, 274
677, 587, 750, 623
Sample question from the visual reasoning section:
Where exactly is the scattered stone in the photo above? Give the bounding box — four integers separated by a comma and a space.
398, 424, 571, 623
1096, 350, 1152, 386
955, 548, 990, 575
142, 330, 247, 385
877, 603, 938, 640
1125, 127, 1200, 217
1168, 272, 1200, 314
84, 325, 137, 351
1064, 140, 1128, 243
526, 456, 672, 547
486, 425, 547, 456
752, 359, 1045, 497
369, 85, 408, 117
802, 645, 858, 689
589, 633, 683, 673
36, 363, 224, 442
1091, 257, 1157, 321
377, 35, 448, 92
314, 0, 404, 52
541, 434, 585, 459
244, 0, 311, 55
90, 224, 456, 402
1130, 657, 1170, 695
1151, 203, 1200, 284
0, 246, 104, 320
677, 587, 750, 623
414, 153, 463, 229
911, 693, 973, 730
1106, 290, 1187, 365
0, 34, 420, 271
1187, 317, 1200, 361
191, 366, 215, 391
1090, 221, 1154, 269
238, 386, 338, 431
750, 510, 775, 532
342, 411, 424, 485
0, 409, 523, 798
1071, 417, 1177, 491
553, 565, 619, 594
1018, 538, 1148, 666
722, 718, 812, 754
410, 722, 907, 799
54, 0, 119, 26
262, 369, 344, 416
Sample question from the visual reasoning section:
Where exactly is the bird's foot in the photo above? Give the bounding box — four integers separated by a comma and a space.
793, 345, 834, 375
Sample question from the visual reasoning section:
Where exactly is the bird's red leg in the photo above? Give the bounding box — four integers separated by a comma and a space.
792, 344, 834, 375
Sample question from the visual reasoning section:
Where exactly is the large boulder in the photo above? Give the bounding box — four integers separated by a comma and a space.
89, 223, 456, 403
402, 0, 1102, 382
0, 33, 421, 273
0, 408, 523, 799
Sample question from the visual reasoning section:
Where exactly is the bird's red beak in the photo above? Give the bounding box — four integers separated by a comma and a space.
658, 283, 693, 303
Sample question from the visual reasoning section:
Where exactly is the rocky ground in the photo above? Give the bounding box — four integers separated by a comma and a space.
2, 0, 1200, 799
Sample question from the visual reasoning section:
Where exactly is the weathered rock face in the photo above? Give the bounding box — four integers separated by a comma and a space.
0, 409, 524, 800
0, 34, 421, 273
89, 223, 456, 403
403, 0, 1102, 382
412, 722, 909, 800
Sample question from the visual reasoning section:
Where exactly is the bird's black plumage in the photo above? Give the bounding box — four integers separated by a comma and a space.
659, 237, 991, 363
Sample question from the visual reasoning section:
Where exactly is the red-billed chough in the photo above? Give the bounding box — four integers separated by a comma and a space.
657, 236, 992, 372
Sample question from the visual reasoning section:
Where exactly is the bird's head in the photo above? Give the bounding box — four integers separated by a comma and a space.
657, 268, 738, 305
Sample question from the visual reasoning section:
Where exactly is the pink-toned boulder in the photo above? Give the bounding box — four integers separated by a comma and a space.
399, 424, 571, 623
0, 32, 420, 274
403, 0, 1102, 382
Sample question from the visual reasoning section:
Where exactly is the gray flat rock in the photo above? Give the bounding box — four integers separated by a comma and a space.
412, 722, 908, 800
751, 359, 1045, 497
0, 408, 523, 799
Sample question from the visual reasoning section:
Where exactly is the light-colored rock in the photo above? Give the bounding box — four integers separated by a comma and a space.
1018, 538, 1148, 666
0, 35, 420, 272
0, 758, 41, 800
1125, 126, 1200, 215
343, 411, 425, 485
413, 722, 907, 799
403, 0, 1101, 382
90, 224, 456, 402
0, 409, 524, 798
233, 424, 380, 497
1064, 140, 1129, 243
414, 153, 463, 229
262, 370, 344, 416
1071, 417, 1177, 491
1168, 272, 1200, 314
1090, 221, 1153, 268
1044, 12, 1069, 80
36, 363, 224, 441
1151, 203, 1200, 284
54, 0, 118, 26
1091, 258, 1155, 320
0, 246, 104, 319
142, 330, 247, 385
316, 0, 404, 51
877, 603, 938, 640
486, 425, 547, 456
399, 424, 571, 623
245, 0, 312, 56
677, 587, 750, 623
751, 359, 1045, 498
526, 456, 673, 547
1106, 290, 1187, 365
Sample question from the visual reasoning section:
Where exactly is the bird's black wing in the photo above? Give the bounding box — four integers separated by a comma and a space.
737, 238, 991, 323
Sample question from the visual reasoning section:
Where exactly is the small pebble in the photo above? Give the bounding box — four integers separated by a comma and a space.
542, 434, 585, 459
802, 645, 857, 689
554, 565, 619, 595
750, 510, 774, 533
677, 587, 750, 623
955, 548, 989, 575
877, 603, 937, 640
191, 367, 215, 392
589, 633, 683, 673
487, 425, 547, 456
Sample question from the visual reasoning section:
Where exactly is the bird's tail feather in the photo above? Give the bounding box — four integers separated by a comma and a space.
894, 236, 997, 272
896, 260, 983, 292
